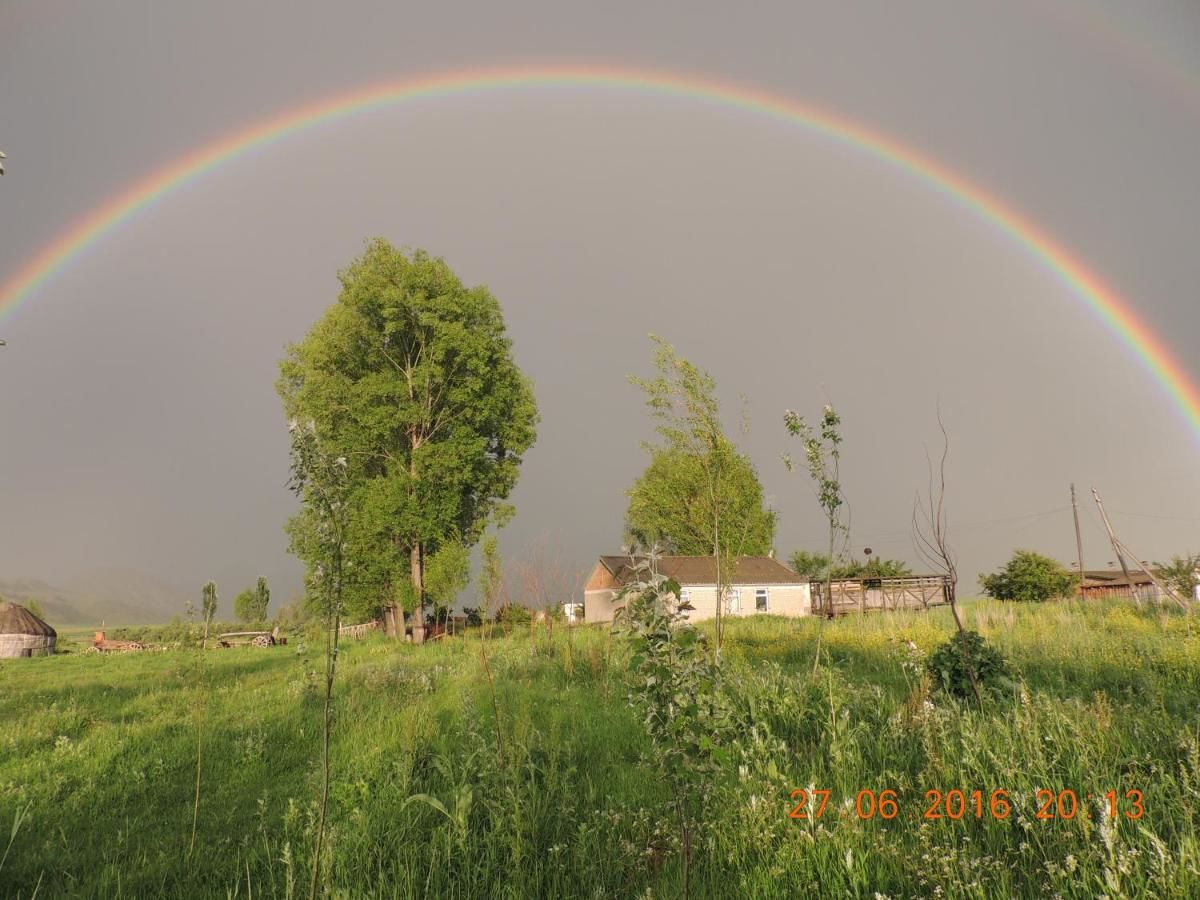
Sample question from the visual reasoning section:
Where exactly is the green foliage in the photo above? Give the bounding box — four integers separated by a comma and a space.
616, 560, 734, 779
784, 405, 847, 618
1155, 553, 1200, 600
926, 630, 1011, 700
859, 556, 913, 578
614, 553, 735, 895
787, 550, 829, 580
233, 579, 270, 623
23, 597, 45, 620
788, 551, 912, 580
233, 589, 257, 623
277, 240, 538, 622
286, 421, 351, 619
3, 600, 1200, 896
273, 594, 312, 628
425, 541, 470, 610
496, 604, 533, 628
477, 534, 504, 617
200, 582, 218, 626
625, 447, 776, 555
629, 336, 772, 556
254, 577, 270, 618
783, 406, 844, 535
981, 550, 1078, 602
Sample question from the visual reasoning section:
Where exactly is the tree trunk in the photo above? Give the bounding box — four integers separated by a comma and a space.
410, 541, 426, 644
825, 527, 836, 620
713, 508, 722, 650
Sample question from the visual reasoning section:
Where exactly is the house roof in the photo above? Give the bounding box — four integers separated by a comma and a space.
0, 601, 56, 637
1080, 568, 1156, 588
598, 555, 804, 586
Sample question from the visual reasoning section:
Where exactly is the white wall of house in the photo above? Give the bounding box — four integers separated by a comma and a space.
678, 583, 811, 621
584, 582, 811, 624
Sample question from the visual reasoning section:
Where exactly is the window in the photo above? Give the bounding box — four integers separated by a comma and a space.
756, 588, 768, 611
679, 588, 691, 608
726, 588, 740, 613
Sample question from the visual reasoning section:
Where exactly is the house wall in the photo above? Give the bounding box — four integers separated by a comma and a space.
1081, 583, 1163, 602
0, 633, 55, 658
585, 563, 619, 591
679, 584, 811, 621
583, 563, 623, 624
584, 589, 622, 623
583, 582, 811, 624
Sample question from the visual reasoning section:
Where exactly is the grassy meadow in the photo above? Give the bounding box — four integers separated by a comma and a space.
2, 599, 1199, 898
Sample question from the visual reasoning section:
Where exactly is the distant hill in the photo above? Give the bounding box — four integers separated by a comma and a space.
0, 568, 191, 626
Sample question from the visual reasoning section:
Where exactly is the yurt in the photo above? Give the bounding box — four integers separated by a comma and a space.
0, 601, 57, 657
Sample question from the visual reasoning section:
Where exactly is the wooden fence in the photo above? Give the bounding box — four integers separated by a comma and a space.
811, 575, 951, 616
338, 620, 381, 640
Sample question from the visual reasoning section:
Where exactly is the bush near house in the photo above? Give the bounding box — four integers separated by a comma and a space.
980, 550, 1078, 602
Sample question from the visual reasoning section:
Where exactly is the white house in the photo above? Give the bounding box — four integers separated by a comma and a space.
581, 555, 811, 624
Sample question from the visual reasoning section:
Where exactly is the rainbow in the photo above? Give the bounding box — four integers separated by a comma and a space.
2, 64, 1198, 443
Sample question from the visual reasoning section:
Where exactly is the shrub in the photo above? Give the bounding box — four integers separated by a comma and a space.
981, 550, 1078, 602
926, 630, 1011, 700
497, 604, 533, 627
614, 554, 734, 898
1155, 553, 1200, 601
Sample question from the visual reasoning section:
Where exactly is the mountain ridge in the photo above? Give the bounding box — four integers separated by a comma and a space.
0, 567, 192, 626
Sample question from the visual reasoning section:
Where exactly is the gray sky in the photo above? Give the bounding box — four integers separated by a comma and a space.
1, 0, 1198, 610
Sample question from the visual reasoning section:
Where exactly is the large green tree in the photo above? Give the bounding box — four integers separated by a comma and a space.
277, 241, 538, 638
233, 577, 270, 623
626, 446, 776, 556
628, 336, 775, 647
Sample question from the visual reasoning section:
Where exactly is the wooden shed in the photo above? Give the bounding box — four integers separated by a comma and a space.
811, 575, 951, 616
1078, 569, 1164, 602
0, 601, 57, 657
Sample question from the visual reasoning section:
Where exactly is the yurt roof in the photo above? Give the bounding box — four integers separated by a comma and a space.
0, 601, 56, 637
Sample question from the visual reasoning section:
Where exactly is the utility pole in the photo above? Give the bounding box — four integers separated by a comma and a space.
1070, 484, 1086, 595
1092, 487, 1139, 605
1108, 533, 1189, 609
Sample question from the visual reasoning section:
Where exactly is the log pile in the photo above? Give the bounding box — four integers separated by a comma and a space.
216, 631, 283, 648
92, 631, 145, 652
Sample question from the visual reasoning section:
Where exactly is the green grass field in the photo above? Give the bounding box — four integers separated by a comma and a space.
2, 600, 1198, 898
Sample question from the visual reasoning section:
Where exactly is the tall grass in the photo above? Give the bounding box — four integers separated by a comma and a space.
0, 599, 1197, 897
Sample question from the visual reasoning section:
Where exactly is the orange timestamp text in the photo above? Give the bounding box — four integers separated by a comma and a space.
787, 788, 1145, 821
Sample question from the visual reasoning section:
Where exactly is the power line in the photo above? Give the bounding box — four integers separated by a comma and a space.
789, 506, 1071, 546
1108, 509, 1200, 524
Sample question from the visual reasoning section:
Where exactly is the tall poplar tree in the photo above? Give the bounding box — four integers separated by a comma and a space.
629, 335, 773, 647
278, 241, 538, 641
